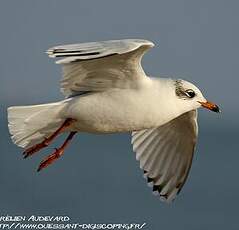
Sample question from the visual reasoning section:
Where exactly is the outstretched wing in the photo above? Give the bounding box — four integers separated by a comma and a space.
131, 110, 198, 202
47, 39, 154, 97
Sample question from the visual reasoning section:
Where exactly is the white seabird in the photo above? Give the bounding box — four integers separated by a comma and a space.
7, 39, 220, 202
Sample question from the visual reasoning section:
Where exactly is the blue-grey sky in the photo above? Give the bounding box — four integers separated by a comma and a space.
0, 1, 238, 230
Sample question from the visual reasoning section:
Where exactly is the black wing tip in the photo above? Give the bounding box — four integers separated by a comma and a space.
143, 171, 178, 203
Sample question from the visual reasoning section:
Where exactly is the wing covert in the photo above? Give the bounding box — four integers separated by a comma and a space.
47, 39, 154, 97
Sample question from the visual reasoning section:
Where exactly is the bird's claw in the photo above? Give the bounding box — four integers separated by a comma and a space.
23, 141, 48, 158
37, 148, 63, 172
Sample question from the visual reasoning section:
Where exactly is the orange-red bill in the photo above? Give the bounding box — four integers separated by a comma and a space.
198, 101, 220, 113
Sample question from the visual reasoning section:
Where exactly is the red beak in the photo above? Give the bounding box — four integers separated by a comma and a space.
198, 101, 220, 113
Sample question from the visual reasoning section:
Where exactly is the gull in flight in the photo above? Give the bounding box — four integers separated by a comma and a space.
7, 39, 220, 202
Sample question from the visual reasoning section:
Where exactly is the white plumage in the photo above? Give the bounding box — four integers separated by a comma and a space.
8, 102, 64, 148
7, 39, 219, 202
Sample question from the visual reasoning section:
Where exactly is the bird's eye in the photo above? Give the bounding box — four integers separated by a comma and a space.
185, 89, 196, 98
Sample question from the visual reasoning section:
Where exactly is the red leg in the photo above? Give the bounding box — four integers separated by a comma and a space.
37, 131, 77, 172
23, 118, 76, 158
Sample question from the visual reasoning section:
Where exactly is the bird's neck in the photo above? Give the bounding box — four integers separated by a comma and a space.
148, 78, 192, 125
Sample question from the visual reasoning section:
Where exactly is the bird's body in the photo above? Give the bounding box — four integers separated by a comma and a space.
63, 78, 182, 133
7, 39, 220, 202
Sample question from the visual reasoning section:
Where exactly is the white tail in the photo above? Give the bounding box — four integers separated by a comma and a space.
8, 102, 65, 148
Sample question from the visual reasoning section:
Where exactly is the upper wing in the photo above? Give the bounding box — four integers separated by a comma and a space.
131, 110, 198, 202
47, 39, 154, 97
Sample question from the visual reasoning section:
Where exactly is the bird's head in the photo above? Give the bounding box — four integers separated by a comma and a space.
174, 79, 220, 113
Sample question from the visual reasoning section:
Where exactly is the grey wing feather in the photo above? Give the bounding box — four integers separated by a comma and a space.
131, 110, 198, 202
47, 39, 154, 97
47, 39, 154, 63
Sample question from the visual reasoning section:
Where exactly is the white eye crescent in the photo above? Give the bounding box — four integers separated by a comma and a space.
185, 89, 196, 98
